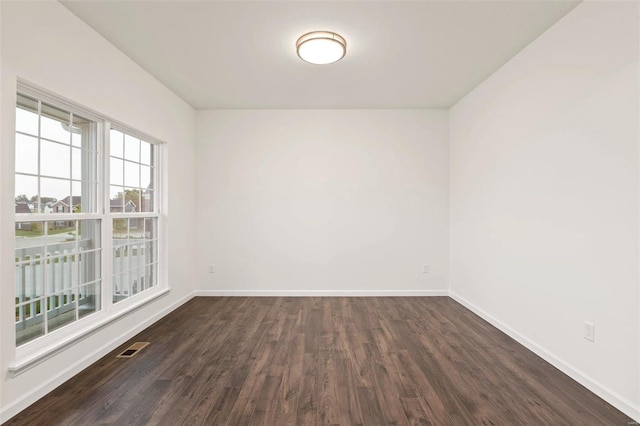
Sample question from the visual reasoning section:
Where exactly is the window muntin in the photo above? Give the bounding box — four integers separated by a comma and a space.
14, 87, 162, 349
15, 94, 98, 216
112, 218, 158, 302
110, 129, 158, 304
15, 94, 102, 346
15, 220, 101, 346
109, 129, 155, 214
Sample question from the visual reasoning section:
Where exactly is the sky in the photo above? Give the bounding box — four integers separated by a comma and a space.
15, 105, 152, 204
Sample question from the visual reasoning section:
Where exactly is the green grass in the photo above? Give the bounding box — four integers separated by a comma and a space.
16, 227, 75, 237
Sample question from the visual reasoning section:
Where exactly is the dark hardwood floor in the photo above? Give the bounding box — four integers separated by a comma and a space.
7, 297, 633, 425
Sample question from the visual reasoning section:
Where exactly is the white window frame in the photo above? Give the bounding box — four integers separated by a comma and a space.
11, 81, 168, 375
105, 123, 162, 307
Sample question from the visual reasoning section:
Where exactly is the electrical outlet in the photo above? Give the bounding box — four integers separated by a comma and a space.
422, 264, 430, 274
208, 264, 215, 274
584, 321, 595, 342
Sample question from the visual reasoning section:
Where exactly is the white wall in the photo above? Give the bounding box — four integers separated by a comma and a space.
449, 1, 639, 420
195, 110, 449, 295
2, 0, 637, 422
0, 2, 196, 420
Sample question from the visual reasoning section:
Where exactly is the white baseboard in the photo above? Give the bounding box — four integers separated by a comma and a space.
0, 291, 195, 423
449, 291, 640, 422
193, 289, 449, 297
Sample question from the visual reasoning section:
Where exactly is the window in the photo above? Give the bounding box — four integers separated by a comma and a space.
14, 85, 162, 349
109, 129, 158, 303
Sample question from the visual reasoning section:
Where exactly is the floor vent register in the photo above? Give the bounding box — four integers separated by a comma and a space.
116, 342, 150, 358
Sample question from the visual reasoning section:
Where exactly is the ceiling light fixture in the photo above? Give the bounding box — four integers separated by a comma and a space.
296, 31, 346, 65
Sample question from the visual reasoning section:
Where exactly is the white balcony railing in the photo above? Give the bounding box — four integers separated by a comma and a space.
15, 235, 154, 346
15, 239, 100, 345
112, 239, 153, 301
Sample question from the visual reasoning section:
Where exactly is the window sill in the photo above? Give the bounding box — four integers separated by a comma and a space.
9, 287, 171, 377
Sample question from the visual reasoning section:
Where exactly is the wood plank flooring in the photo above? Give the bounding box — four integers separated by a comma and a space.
7, 297, 633, 425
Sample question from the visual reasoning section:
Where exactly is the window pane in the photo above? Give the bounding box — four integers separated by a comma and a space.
41, 177, 69, 206
47, 291, 77, 332
15, 259, 43, 301
15, 134, 38, 175
71, 147, 82, 180
110, 190, 124, 213
113, 273, 127, 303
110, 157, 124, 186
16, 95, 39, 136
145, 264, 156, 289
140, 165, 151, 189
124, 161, 140, 187
41, 103, 71, 144
77, 221, 102, 284
126, 189, 141, 212
110, 129, 124, 158
15, 222, 46, 303
112, 216, 154, 303
71, 182, 82, 213
15, 175, 38, 203
45, 237, 74, 296
140, 141, 152, 165
145, 240, 156, 264
144, 217, 158, 240
129, 218, 144, 239
41, 140, 70, 179
140, 190, 154, 213
79, 282, 100, 318
16, 298, 45, 346
124, 134, 140, 162
113, 218, 128, 239
13, 220, 43, 346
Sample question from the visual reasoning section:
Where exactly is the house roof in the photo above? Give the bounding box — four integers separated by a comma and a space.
60, 196, 82, 206
15, 203, 32, 214
110, 199, 136, 207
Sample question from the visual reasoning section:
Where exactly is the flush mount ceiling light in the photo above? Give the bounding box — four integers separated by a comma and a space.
296, 31, 347, 65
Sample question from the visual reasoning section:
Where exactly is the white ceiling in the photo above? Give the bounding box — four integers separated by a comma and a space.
62, 0, 579, 109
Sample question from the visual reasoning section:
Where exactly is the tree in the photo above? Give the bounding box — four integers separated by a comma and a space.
115, 189, 141, 212
113, 218, 127, 238
29, 222, 43, 234
15, 194, 29, 203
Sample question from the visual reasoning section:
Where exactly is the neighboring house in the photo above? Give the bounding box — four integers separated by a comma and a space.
15, 203, 32, 230
49, 197, 81, 229
110, 199, 137, 213
49, 200, 71, 214
59, 196, 82, 212
16, 203, 32, 214
111, 199, 141, 231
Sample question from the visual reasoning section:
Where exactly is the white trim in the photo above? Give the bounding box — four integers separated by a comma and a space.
449, 291, 640, 422
110, 121, 165, 147
193, 289, 449, 297
17, 80, 104, 123
15, 213, 104, 221
12, 82, 167, 357
0, 290, 193, 424
11, 288, 171, 376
